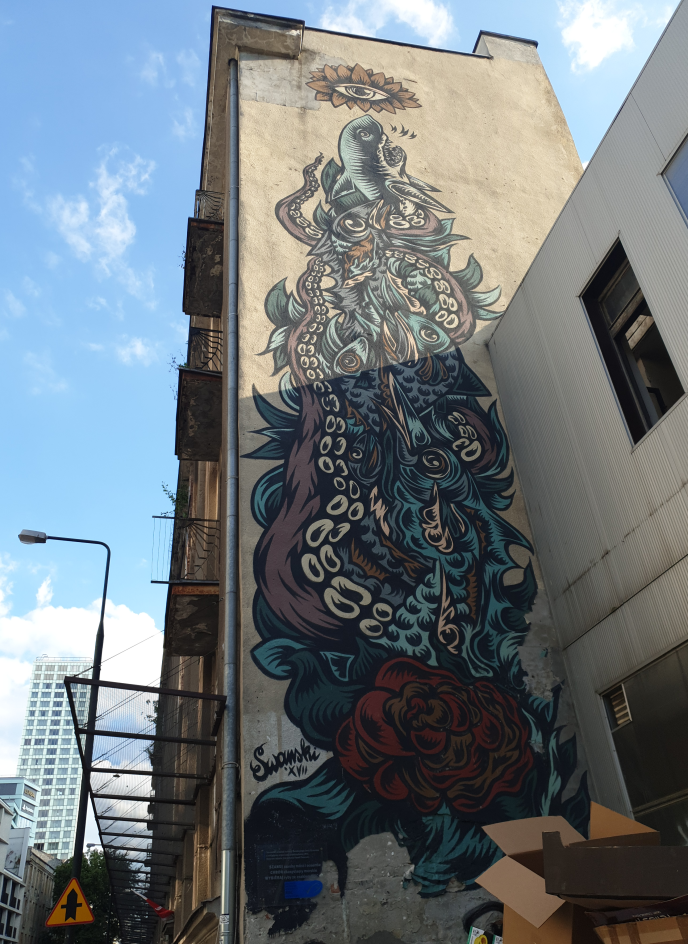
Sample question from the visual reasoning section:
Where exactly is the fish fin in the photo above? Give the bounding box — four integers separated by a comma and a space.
385, 179, 452, 213
406, 174, 441, 193
331, 170, 357, 201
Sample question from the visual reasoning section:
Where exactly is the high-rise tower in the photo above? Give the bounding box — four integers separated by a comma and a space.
16, 656, 91, 858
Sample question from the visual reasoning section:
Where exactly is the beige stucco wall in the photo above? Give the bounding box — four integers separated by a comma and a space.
235, 27, 584, 943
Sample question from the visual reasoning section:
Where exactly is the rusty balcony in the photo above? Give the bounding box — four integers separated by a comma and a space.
152, 517, 220, 656
194, 189, 224, 222
175, 366, 222, 461
187, 326, 222, 373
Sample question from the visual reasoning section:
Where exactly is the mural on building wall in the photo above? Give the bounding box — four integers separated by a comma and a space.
244, 78, 588, 927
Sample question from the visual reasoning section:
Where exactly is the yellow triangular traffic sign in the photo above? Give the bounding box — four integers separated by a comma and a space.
46, 878, 95, 927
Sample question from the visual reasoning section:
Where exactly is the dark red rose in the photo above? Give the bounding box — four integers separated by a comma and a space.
335, 658, 533, 815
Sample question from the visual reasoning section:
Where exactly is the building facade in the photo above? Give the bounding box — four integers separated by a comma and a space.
0, 800, 29, 944
488, 0, 688, 850
101, 9, 600, 944
18, 849, 58, 944
16, 656, 91, 859
0, 783, 39, 847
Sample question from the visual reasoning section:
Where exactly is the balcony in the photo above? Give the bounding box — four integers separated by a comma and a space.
194, 190, 224, 222
188, 326, 222, 373
182, 216, 223, 317
152, 517, 220, 656
175, 367, 222, 461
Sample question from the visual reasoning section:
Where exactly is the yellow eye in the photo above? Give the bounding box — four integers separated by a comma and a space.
334, 84, 390, 102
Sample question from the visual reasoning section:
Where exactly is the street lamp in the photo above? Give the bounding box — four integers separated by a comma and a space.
18, 530, 111, 944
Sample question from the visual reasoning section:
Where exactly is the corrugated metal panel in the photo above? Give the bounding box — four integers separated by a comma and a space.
630, 0, 688, 161
564, 558, 688, 811
489, 3, 688, 810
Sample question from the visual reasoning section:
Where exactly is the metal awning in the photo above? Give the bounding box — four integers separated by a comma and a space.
65, 676, 225, 944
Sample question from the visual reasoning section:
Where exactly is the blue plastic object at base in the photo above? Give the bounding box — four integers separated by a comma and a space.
283, 880, 323, 900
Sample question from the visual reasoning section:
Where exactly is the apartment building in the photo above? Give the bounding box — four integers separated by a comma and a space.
71, 4, 688, 942
76, 8, 601, 944
18, 849, 58, 944
16, 656, 91, 859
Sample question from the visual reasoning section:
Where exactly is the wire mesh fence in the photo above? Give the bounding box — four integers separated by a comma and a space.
151, 517, 220, 584
64, 675, 224, 944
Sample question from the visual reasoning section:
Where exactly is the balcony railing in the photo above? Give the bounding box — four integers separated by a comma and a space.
188, 327, 222, 372
194, 190, 224, 222
151, 517, 220, 584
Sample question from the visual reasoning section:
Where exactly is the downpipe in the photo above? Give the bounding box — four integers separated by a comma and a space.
220, 57, 240, 944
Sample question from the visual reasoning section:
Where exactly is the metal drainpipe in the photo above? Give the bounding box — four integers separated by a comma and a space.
220, 57, 240, 944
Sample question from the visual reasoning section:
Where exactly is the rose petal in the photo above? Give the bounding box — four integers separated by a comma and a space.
374, 762, 409, 801
335, 718, 369, 780
356, 691, 413, 756
351, 63, 370, 84
410, 728, 446, 754
376, 658, 432, 692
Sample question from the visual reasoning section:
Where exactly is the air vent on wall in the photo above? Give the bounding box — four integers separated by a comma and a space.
607, 684, 632, 728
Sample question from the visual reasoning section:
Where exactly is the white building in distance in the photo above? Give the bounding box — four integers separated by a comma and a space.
16, 656, 91, 859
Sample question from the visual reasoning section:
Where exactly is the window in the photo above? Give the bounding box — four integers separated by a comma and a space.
604, 641, 688, 845
665, 134, 688, 220
583, 242, 684, 442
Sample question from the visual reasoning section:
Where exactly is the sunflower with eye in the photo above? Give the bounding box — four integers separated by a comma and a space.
307, 64, 421, 114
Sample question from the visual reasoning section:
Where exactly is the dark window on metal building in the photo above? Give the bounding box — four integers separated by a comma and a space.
604, 642, 688, 845
665, 134, 688, 220
583, 242, 683, 442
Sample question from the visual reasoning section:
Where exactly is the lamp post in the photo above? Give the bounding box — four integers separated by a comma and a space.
18, 530, 111, 944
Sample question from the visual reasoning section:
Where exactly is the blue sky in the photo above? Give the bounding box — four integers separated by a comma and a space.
0, 0, 677, 773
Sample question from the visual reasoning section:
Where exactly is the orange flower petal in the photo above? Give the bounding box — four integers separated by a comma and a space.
336, 64, 351, 79
378, 99, 396, 114
403, 99, 421, 108
351, 63, 370, 84
331, 92, 348, 107
369, 72, 386, 87
384, 81, 402, 93
314, 92, 331, 101
324, 64, 339, 82
346, 99, 357, 109
309, 71, 325, 80
307, 81, 333, 93
371, 103, 383, 113
358, 100, 372, 112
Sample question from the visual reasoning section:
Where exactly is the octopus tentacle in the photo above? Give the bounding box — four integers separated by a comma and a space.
275, 154, 325, 245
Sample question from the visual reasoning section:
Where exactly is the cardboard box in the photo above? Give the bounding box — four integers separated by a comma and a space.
475, 804, 659, 944
586, 894, 688, 943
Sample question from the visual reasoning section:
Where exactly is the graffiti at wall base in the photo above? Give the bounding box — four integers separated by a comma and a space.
244, 106, 588, 930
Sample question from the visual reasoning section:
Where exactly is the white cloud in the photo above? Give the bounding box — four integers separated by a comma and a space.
22, 277, 41, 298
116, 336, 157, 366
45, 251, 61, 270
557, 0, 670, 71
85, 342, 105, 351
0, 556, 17, 618
46, 147, 156, 303
177, 49, 200, 86
141, 51, 167, 86
3, 291, 26, 319
0, 590, 163, 775
320, 0, 454, 47
36, 577, 53, 607
172, 106, 196, 141
23, 351, 68, 395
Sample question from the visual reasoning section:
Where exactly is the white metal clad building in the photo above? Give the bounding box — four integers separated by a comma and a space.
488, 0, 688, 842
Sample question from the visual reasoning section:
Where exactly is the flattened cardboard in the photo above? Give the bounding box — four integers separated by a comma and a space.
476, 856, 565, 928
543, 832, 688, 899
593, 916, 688, 943
484, 816, 586, 857
503, 904, 599, 944
588, 802, 657, 842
